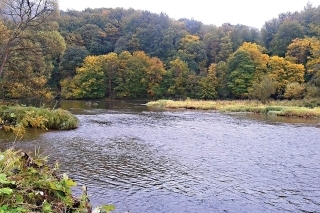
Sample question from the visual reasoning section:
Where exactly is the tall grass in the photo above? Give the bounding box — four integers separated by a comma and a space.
146, 99, 320, 118
0, 106, 79, 130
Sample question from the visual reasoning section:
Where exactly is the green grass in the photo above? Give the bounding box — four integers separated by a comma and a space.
0, 106, 79, 130
147, 99, 320, 118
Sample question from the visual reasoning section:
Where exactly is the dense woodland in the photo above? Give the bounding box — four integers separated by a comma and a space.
1, 1, 320, 102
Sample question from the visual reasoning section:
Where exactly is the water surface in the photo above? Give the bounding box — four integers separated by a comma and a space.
1, 100, 319, 213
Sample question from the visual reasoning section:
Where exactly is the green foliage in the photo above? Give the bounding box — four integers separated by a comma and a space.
0, 149, 93, 213
59, 46, 90, 79
177, 35, 207, 74
166, 58, 190, 98
269, 21, 304, 57
248, 76, 277, 103
195, 63, 218, 99
3, 3, 320, 102
227, 50, 255, 98
229, 24, 259, 51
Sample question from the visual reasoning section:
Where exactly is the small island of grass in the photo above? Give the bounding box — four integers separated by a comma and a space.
0, 105, 79, 131
147, 99, 320, 118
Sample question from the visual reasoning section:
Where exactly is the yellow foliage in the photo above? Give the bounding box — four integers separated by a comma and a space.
238, 42, 269, 70
285, 38, 310, 64
284, 82, 305, 99
306, 37, 320, 75
179, 34, 200, 48
267, 56, 305, 94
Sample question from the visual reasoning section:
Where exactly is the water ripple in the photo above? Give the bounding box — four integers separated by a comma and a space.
2, 104, 320, 213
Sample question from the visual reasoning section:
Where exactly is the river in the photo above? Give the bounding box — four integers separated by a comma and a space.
0, 100, 320, 213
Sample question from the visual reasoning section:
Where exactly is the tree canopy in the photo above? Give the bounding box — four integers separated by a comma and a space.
2, 2, 320, 101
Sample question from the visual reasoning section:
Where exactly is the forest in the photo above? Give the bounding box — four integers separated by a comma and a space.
1, 1, 320, 102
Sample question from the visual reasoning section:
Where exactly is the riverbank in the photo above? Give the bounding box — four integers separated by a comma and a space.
146, 99, 320, 118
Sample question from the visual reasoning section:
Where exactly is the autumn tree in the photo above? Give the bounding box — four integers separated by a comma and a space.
195, 63, 218, 99
1, 29, 65, 100
114, 51, 166, 98
237, 42, 269, 81
303, 37, 320, 97
267, 56, 305, 97
285, 38, 311, 65
0, 0, 59, 77
283, 82, 305, 99
60, 55, 106, 99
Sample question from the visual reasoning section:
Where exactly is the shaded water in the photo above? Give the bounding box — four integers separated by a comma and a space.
1, 100, 320, 213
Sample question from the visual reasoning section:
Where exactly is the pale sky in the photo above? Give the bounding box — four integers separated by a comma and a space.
58, 0, 320, 29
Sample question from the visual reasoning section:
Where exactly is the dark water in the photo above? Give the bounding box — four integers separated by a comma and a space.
1, 100, 320, 213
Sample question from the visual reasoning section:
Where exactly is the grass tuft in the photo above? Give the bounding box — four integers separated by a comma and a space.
0, 106, 79, 130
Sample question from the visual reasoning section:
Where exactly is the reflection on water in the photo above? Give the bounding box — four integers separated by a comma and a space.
1, 100, 320, 213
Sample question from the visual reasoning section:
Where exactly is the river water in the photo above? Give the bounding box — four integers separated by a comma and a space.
1, 100, 320, 213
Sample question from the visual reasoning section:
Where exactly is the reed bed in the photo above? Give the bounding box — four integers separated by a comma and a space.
147, 99, 320, 118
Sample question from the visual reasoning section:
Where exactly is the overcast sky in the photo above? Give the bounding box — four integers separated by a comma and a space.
58, 0, 320, 29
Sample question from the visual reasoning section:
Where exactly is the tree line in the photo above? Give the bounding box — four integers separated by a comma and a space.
1, 1, 320, 102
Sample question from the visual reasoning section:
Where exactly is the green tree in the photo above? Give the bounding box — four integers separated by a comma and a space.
77, 24, 111, 55
177, 34, 207, 74
229, 24, 259, 51
216, 61, 230, 98
58, 46, 90, 79
227, 50, 256, 98
269, 21, 304, 56
167, 58, 190, 98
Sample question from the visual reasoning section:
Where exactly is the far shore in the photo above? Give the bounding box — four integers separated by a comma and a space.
146, 99, 320, 118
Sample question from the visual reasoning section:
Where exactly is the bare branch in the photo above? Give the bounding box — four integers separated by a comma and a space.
0, 0, 58, 77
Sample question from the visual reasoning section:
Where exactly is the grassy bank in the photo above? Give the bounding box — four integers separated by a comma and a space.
147, 99, 320, 118
0, 106, 79, 130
